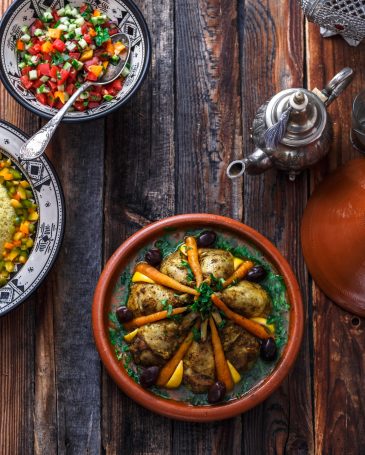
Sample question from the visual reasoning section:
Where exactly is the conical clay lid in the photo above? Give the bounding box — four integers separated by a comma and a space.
301, 158, 365, 316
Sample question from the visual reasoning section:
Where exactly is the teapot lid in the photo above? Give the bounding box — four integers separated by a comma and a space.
265, 88, 328, 146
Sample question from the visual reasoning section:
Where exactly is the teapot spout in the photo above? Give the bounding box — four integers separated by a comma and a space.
226, 148, 273, 179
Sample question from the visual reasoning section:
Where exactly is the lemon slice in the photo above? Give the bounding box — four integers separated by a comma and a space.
179, 244, 188, 256
165, 360, 184, 388
131, 271, 155, 284
227, 360, 241, 384
233, 257, 244, 270
250, 317, 275, 334
124, 328, 139, 342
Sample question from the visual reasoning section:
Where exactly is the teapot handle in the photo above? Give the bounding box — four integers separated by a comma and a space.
321, 67, 354, 107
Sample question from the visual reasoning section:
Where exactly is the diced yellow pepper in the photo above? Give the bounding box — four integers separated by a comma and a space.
10, 199, 22, 209
93, 9, 101, 16
80, 49, 94, 62
102, 61, 109, 69
20, 180, 30, 188
89, 28, 97, 37
41, 41, 54, 53
47, 28, 62, 39
113, 41, 126, 55
88, 65, 103, 77
54, 91, 66, 104
28, 212, 39, 221
105, 40, 114, 54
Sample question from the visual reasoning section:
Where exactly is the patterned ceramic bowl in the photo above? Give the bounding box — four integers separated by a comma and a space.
0, 0, 151, 122
0, 120, 65, 316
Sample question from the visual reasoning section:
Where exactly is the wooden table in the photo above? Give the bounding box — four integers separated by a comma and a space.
1, 1, 365, 453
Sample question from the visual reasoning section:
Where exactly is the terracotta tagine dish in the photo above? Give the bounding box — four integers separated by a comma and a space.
92, 214, 303, 421
301, 158, 365, 317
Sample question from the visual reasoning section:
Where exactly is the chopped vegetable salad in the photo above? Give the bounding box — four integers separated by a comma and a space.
16, 3, 130, 111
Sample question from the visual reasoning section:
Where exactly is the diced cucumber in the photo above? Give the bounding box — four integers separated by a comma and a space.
110, 55, 120, 65
18, 61, 26, 69
63, 61, 72, 71
103, 94, 114, 101
121, 66, 130, 77
30, 55, 39, 64
57, 84, 65, 91
78, 38, 87, 48
20, 33, 31, 43
90, 44, 96, 50
71, 59, 83, 70
70, 7, 78, 17
68, 23, 76, 31
64, 4, 72, 15
57, 24, 68, 31
80, 92, 89, 99
37, 84, 49, 93
59, 16, 69, 24
40, 75, 49, 82
34, 28, 44, 37
66, 42, 77, 51
42, 11, 53, 22
29, 70, 38, 80
57, 7, 65, 16
25, 43, 32, 50
74, 27, 82, 36
90, 16, 107, 25
21, 25, 29, 33
74, 16, 85, 26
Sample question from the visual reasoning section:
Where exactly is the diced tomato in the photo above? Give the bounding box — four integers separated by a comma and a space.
88, 101, 100, 109
48, 80, 58, 90
47, 94, 55, 107
89, 91, 101, 101
93, 85, 102, 93
58, 69, 70, 84
20, 75, 33, 90
53, 39, 66, 52
33, 19, 43, 29
42, 53, 52, 62
79, 4, 89, 13
86, 71, 98, 81
52, 11, 60, 21
55, 100, 65, 109
81, 24, 89, 34
37, 63, 51, 76
69, 52, 81, 60
21, 66, 31, 76
83, 34, 92, 44
28, 44, 41, 55
50, 66, 59, 80
112, 79, 122, 91
36, 93, 48, 105
67, 68, 77, 83
109, 29, 118, 36
66, 83, 75, 95
33, 79, 43, 88
74, 101, 87, 111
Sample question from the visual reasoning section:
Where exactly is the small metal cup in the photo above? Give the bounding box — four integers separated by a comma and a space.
351, 90, 365, 154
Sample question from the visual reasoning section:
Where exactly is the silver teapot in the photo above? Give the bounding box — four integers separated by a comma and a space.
227, 67, 354, 181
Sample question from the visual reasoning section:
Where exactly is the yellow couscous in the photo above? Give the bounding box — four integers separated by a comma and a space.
0, 184, 15, 254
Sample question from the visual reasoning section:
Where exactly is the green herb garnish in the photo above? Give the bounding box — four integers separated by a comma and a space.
95, 25, 110, 46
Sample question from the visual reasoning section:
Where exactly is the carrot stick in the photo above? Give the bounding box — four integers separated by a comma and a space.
156, 322, 200, 386
124, 307, 188, 330
209, 317, 234, 391
185, 236, 203, 287
223, 260, 254, 288
211, 294, 271, 339
135, 263, 199, 296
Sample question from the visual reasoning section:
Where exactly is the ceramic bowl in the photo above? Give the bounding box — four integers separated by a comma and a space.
92, 214, 303, 421
0, 120, 65, 316
0, 0, 151, 122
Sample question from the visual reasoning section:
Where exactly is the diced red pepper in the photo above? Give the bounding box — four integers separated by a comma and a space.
20, 75, 33, 90
33, 19, 43, 29
53, 39, 66, 52
36, 93, 48, 105
38, 63, 51, 76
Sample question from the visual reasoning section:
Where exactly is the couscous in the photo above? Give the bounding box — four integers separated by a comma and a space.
0, 185, 15, 253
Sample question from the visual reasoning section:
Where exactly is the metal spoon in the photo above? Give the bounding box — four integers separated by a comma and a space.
19, 32, 130, 160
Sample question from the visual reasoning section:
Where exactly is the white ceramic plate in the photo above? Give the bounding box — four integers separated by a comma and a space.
0, 120, 65, 316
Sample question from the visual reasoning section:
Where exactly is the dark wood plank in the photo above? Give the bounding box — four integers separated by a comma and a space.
306, 23, 365, 454
45, 122, 104, 454
240, 1, 314, 453
101, 0, 175, 451
0, 0, 40, 450
172, 0, 243, 451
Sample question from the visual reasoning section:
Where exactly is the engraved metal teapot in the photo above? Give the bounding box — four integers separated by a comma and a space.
227, 67, 354, 181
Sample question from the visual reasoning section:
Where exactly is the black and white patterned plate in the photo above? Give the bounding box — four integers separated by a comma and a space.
0, 0, 151, 122
0, 120, 65, 316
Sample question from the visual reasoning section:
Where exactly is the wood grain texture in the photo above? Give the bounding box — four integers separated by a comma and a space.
101, 0, 175, 451
240, 1, 314, 453
306, 22, 365, 455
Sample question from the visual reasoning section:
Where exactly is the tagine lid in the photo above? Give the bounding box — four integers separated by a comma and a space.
301, 158, 365, 317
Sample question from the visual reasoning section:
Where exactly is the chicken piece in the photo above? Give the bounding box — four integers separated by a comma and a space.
127, 283, 192, 317
160, 250, 193, 286
129, 314, 196, 367
183, 339, 215, 393
220, 280, 271, 318
199, 249, 234, 280
220, 321, 259, 371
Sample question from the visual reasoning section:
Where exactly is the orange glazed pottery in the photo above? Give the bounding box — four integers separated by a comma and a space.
92, 214, 303, 421
301, 158, 365, 317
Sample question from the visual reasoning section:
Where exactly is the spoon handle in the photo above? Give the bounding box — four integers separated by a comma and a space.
19, 81, 92, 160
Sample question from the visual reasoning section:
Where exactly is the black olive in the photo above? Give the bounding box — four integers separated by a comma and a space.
207, 380, 226, 404
140, 366, 160, 388
145, 248, 162, 267
197, 230, 217, 248
245, 265, 267, 282
116, 306, 134, 323
260, 338, 277, 361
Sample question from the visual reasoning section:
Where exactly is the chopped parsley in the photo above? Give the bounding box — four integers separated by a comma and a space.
95, 25, 111, 46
